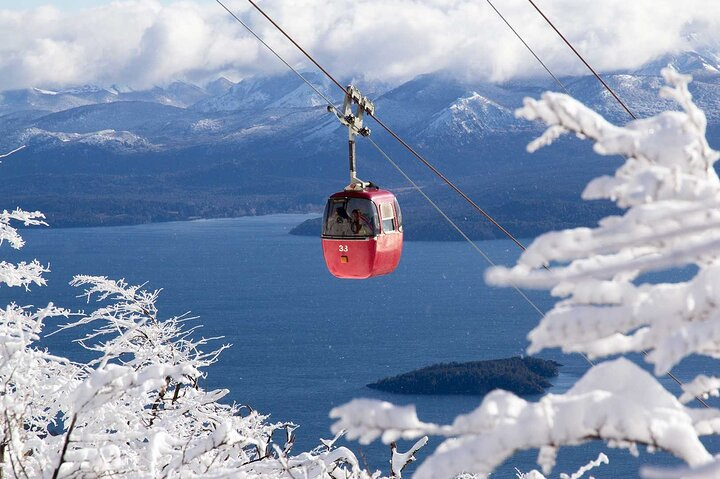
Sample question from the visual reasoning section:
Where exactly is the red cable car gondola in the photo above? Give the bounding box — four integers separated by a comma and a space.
321, 86, 403, 279
321, 185, 403, 279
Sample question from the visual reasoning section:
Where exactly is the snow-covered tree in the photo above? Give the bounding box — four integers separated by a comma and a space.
330, 68, 720, 478
0, 208, 402, 478
0, 209, 75, 478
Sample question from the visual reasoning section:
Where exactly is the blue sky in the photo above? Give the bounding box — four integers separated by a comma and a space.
0, 1, 716, 90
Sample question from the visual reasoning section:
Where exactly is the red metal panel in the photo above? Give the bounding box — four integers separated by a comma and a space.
322, 237, 378, 279
374, 231, 403, 276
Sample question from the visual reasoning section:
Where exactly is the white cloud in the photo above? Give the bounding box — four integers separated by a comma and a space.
0, 0, 717, 90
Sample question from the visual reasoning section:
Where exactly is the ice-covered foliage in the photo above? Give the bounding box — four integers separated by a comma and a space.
515, 453, 608, 479
330, 67, 720, 478
331, 359, 720, 479
0, 209, 73, 477
486, 68, 720, 375
0, 208, 48, 289
641, 460, 720, 479
391, 437, 428, 478
0, 218, 383, 477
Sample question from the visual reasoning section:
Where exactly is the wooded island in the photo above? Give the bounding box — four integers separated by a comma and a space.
367, 357, 560, 396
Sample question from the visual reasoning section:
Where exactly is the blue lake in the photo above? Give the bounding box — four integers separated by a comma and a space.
2, 214, 717, 477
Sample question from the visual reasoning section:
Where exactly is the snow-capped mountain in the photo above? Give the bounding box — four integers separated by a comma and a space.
19, 127, 154, 153
206, 77, 235, 96
0, 87, 113, 115
118, 81, 210, 108
561, 71, 720, 123
0, 81, 211, 116
635, 49, 720, 80
419, 92, 526, 146
192, 71, 337, 113
0, 49, 718, 231
0, 49, 718, 172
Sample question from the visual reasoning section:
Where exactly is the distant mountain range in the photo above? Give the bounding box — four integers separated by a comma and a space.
1, 50, 719, 236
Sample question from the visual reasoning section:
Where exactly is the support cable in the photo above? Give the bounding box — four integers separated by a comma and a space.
484, 0, 570, 95
377, 127, 706, 403
525, 0, 637, 120
521, 0, 708, 405
368, 135, 600, 369
215, 0, 339, 109
240, 0, 531, 254
215, 0, 546, 314
216, 0, 708, 407
245, 0, 346, 94
367, 136, 546, 317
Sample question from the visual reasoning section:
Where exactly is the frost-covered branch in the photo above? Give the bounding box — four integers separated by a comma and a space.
559, 453, 608, 479
4, 275, 378, 479
486, 68, 720, 376
331, 359, 720, 479
331, 68, 720, 479
0, 208, 46, 250
61, 275, 229, 371
391, 437, 428, 478
680, 375, 720, 404
641, 458, 720, 479
515, 453, 608, 479
0, 208, 48, 290
0, 201, 381, 478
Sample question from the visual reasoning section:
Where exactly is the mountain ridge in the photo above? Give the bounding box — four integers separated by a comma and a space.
0, 50, 718, 233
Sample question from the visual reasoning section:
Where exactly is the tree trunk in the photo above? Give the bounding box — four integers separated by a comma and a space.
0, 442, 5, 479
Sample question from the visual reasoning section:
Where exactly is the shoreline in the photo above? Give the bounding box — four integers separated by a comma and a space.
18, 212, 538, 242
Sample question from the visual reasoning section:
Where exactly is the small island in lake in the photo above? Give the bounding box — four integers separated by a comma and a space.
367, 357, 561, 396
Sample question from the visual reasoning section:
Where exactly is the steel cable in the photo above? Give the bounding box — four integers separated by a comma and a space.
216, 0, 708, 407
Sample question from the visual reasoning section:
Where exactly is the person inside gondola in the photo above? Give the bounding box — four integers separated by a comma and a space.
326, 206, 351, 236
351, 208, 374, 236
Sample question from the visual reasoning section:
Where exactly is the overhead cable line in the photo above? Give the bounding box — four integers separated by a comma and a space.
526, 0, 637, 120
214, 0, 339, 109
368, 135, 605, 369
484, 0, 570, 95
215, 0, 575, 362
367, 136, 547, 318
501, 0, 706, 406
215, 0, 556, 347
239, 0, 532, 254
213, 0, 550, 309
215, 0, 708, 407
374, 125, 705, 405
244, 0, 347, 94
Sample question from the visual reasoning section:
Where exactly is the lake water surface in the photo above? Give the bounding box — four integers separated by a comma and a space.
2, 214, 717, 478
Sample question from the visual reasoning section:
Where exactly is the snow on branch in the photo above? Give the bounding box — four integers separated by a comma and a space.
61, 275, 229, 371
0, 260, 49, 289
515, 453, 608, 479
0, 208, 49, 290
485, 68, 720, 375
70, 363, 199, 411
0, 208, 46, 250
0, 203, 380, 478
560, 453, 608, 479
0, 303, 76, 478
679, 375, 720, 404
0, 145, 26, 160
26, 275, 382, 479
331, 359, 720, 479
391, 436, 428, 478
641, 458, 720, 479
